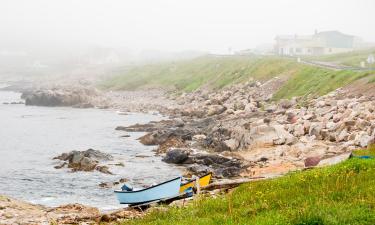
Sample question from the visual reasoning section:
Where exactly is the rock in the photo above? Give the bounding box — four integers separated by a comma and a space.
279, 99, 294, 109
207, 105, 227, 116
249, 124, 296, 148
0, 195, 49, 224
192, 134, 207, 141
224, 138, 239, 151
54, 162, 67, 169
287, 112, 298, 124
317, 100, 326, 107
293, 124, 305, 137
162, 149, 190, 164
139, 128, 192, 146
54, 149, 113, 173
73, 156, 97, 171
309, 123, 322, 140
99, 208, 144, 222
22, 87, 97, 107
265, 105, 277, 113
344, 120, 356, 127
336, 129, 348, 142
304, 156, 321, 167
354, 132, 372, 148
47, 203, 101, 224
70, 152, 84, 165
303, 114, 314, 120
318, 152, 352, 167
95, 165, 113, 174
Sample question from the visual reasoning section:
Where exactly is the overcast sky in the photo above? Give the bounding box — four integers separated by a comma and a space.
1, 0, 374, 53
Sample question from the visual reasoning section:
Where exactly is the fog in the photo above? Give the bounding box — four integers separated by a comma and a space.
0, 0, 374, 79
2, 0, 375, 53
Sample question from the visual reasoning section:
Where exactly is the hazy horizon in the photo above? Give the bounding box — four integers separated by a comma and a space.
1, 0, 375, 54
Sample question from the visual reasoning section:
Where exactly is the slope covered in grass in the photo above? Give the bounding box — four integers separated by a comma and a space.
101, 55, 299, 92
101, 55, 372, 100
304, 48, 375, 68
128, 150, 375, 225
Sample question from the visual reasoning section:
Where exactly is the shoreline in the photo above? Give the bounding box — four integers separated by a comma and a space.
1, 80, 374, 224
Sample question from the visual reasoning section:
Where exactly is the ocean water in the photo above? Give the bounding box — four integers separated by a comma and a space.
0, 91, 180, 210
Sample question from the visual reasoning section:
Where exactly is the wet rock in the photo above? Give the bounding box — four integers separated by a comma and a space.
162, 149, 190, 164
96, 165, 113, 174
54, 162, 67, 169
139, 128, 192, 146
53, 149, 113, 174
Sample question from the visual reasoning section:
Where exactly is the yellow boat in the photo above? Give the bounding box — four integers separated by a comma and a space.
179, 173, 212, 193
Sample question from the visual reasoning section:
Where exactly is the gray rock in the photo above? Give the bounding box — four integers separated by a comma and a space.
79, 157, 97, 171
162, 149, 189, 164
54, 149, 113, 174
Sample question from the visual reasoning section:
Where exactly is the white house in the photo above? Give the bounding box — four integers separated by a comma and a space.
275, 31, 361, 56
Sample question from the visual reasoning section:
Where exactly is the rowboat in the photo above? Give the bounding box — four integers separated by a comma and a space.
114, 177, 182, 205
179, 172, 212, 193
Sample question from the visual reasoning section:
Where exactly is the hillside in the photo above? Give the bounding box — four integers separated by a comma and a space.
128, 148, 375, 225
304, 48, 375, 68
101, 55, 374, 100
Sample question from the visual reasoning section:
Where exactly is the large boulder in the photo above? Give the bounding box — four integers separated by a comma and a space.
162, 149, 189, 164
53, 149, 113, 174
22, 88, 97, 107
248, 124, 296, 148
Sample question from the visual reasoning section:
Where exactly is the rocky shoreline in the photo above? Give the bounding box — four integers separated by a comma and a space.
0, 195, 143, 224
2, 78, 375, 224
113, 79, 375, 180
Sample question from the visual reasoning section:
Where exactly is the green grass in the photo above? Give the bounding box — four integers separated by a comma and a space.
368, 76, 375, 83
304, 48, 375, 68
273, 68, 370, 100
101, 55, 372, 100
353, 145, 375, 157
126, 153, 375, 225
100, 55, 298, 92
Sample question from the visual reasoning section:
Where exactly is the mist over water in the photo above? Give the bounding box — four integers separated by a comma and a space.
0, 91, 180, 210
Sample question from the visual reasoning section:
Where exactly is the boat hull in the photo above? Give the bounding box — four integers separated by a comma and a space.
180, 173, 212, 193
115, 177, 181, 204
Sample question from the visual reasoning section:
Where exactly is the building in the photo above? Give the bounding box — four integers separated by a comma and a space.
275, 30, 360, 56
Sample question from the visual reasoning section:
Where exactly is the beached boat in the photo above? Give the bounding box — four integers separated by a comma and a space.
114, 177, 182, 204
180, 173, 212, 193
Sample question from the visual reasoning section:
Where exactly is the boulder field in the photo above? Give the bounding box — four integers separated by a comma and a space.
117, 79, 375, 178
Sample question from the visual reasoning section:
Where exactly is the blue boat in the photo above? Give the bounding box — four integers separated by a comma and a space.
114, 176, 182, 205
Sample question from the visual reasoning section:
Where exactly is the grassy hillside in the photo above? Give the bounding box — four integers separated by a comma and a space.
101, 55, 374, 100
101, 55, 299, 92
128, 147, 375, 225
304, 48, 375, 68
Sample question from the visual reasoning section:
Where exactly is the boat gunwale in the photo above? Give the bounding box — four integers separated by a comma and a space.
114, 176, 181, 193
181, 172, 212, 186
